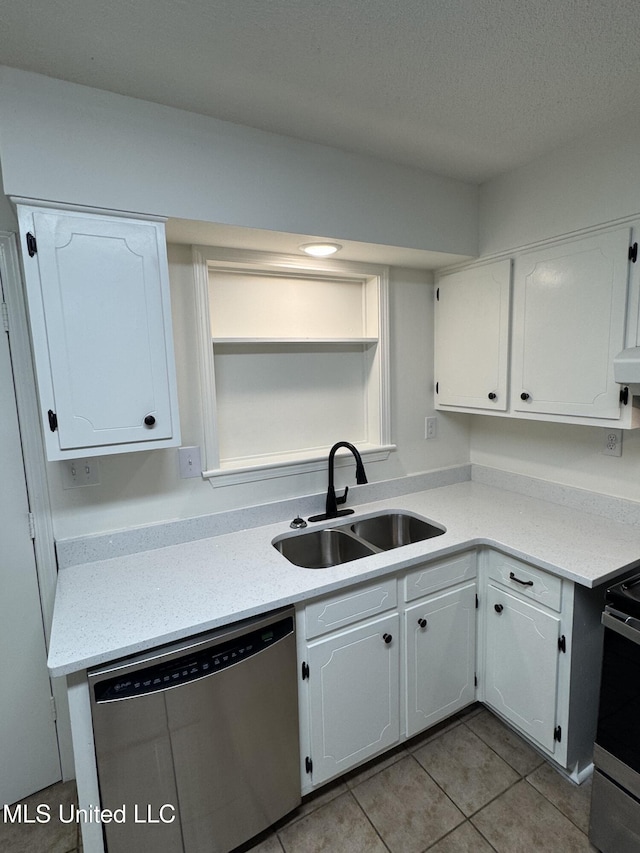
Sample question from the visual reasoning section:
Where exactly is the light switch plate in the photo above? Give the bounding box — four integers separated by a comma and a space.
62, 458, 100, 489
178, 446, 202, 478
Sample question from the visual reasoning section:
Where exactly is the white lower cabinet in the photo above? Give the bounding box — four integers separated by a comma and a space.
483, 583, 560, 754
404, 581, 476, 737
297, 554, 477, 792
298, 547, 607, 792
304, 612, 400, 787
479, 551, 607, 781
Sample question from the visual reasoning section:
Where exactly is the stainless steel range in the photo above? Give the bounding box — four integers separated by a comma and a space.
590, 573, 640, 852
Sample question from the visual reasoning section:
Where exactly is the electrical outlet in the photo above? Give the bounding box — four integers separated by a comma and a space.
62, 458, 100, 489
425, 417, 438, 440
603, 429, 622, 457
178, 446, 202, 478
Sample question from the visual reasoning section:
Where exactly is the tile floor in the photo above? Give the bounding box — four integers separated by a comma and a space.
1, 706, 599, 853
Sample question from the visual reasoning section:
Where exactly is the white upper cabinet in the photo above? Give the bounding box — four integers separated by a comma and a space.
17, 205, 180, 459
435, 223, 640, 427
435, 260, 511, 411
511, 228, 631, 420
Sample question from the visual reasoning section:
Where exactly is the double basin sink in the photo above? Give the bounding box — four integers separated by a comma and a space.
273, 512, 445, 569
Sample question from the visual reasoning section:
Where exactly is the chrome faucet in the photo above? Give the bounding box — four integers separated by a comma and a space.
309, 441, 368, 522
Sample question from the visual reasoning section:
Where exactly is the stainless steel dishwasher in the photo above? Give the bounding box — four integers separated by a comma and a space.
88, 607, 300, 853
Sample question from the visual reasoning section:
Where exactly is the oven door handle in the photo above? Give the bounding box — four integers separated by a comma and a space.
603, 608, 640, 644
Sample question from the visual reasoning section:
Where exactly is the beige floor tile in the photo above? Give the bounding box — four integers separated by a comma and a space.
278, 791, 386, 853
427, 820, 495, 852
351, 755, 464, 853
471, 779, 594, 852
413, 723, 519, 816
0, 780, 79, 853
464, 708, 544, 776
526, 762, 593, 834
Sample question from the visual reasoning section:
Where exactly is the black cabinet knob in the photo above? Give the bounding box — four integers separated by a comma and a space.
520, 392, 530, 401
383, 633, 393, 644
494, 603, 504, 614
488, 392, 497, 400
144, 414, 156, 427
418, 618, 427, 629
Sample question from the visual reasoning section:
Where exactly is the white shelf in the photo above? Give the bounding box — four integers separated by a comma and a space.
212, 337, 378, 346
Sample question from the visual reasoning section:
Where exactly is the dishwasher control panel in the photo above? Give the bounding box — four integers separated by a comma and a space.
92, 614, 294, 702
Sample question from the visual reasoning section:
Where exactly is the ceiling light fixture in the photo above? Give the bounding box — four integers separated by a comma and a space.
300, 242, 342, 257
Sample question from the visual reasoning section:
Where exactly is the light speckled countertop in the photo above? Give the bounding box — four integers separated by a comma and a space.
47, 480, 640, 677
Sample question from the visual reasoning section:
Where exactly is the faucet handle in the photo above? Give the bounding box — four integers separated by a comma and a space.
336, 486, 349, 505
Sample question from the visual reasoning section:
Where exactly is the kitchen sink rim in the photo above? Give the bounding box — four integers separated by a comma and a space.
272, 508, 446, 568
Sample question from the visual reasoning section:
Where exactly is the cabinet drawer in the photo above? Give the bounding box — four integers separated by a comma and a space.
487, 551, 562, 612
404, 552, 476, 602
305, 578, 397, 640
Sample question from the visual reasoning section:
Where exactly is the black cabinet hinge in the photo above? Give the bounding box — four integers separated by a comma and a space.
301, 661, 310, 680
558, 635, 566, 653
620, 386, 630, 406
436, 287, 440, 301
47, 409, 58, 432
630, 242, 638, 263
435, 381, 439, 394
474, 673, 478, 688
305, 756, 313, 774
554, 725, 562, 743
26, 232, 37, 257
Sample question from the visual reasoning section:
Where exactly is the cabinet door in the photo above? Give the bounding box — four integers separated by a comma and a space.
484, 584, 560, 754
19, 207, 180, 458
405, 582, 476, 738
511, 228, 630, 419
435, 260, 511, 411
305, 613, 400, 786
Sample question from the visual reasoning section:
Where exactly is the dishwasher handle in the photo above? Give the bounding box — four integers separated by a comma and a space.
92, 614, 294, 703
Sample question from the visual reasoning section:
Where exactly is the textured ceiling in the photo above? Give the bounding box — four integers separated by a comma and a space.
1, 0, 639, 183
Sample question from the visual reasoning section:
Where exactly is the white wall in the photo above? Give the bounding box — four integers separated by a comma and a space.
479, 110, 640, 255
48, 256, 470, 540
471, 416, 640, 503
0, 68, 476, 541
13, 66, 640, 534
474, 111, 640, 501
0, 163, 17, 229
0, 67, 477, 257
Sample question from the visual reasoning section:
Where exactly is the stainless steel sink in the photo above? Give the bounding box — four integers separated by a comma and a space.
351, 513, 445, 551
273, 528, 376, 569
273, 510, 445, 568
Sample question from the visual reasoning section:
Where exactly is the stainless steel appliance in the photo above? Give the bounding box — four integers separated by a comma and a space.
590, 574, 640, 852
88, 607, 300, 853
